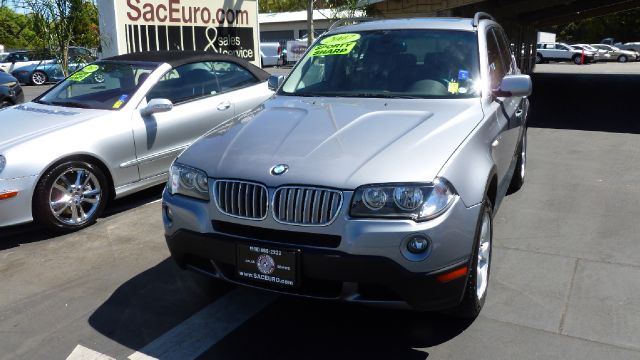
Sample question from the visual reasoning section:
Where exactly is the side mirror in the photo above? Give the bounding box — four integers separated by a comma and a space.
141, 98, 173, 116
493, 75, 532, 97
268, 74, 284, 91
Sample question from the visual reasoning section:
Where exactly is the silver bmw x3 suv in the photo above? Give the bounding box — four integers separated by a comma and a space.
162, 13, 531, 318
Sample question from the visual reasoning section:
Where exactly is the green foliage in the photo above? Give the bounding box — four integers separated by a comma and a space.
0, 6, 38, 49
552, 9, 640, 44
260, 0, 362, 15
69, 0, 100, 49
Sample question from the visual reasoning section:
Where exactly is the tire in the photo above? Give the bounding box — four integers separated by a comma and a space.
31, 70, 48, 85
450, 197, 493, 319
535, 53, 543, 64
572, 54, 583, 65
0, 99, 12, 108
508, 127, 527, 194
618, 55, 628, 63
33, 160, 109, 232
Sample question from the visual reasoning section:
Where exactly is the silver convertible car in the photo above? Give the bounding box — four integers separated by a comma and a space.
0, 51, 273, 231
162, 14, 531, 318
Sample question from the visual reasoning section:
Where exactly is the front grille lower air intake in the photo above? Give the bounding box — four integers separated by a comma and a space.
273, 186, 343, 226
214, 180, 268, 220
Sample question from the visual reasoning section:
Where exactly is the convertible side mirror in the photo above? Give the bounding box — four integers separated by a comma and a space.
493, 75, 532, 97
141, 98, 173, 116
268, 74, 284, 91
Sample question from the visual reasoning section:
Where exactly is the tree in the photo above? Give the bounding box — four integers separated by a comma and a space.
0, 6, 38, 49
11, 0, 97, 75
550, 8, 640, 44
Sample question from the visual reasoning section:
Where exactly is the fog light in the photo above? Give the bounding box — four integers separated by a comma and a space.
163, 203, 173, 224
407, 236, 429, 254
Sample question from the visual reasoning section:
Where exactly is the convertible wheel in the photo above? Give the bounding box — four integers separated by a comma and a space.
508, 127, 527, 194
450, 198, 492, 319
31, 71, 48, 86
33, 161, 108, 232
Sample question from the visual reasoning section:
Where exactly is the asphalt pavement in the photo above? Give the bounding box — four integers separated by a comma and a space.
1, 63, 640, 359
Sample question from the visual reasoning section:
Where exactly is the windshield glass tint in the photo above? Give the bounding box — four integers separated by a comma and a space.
281, 29, 481, 99
37, 62, 158, 110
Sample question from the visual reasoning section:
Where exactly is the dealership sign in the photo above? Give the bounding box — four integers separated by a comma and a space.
97, 0, 259, 64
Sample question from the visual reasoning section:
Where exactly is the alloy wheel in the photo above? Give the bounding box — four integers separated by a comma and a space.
31, 71, 47, 85
48, 167, 102, 226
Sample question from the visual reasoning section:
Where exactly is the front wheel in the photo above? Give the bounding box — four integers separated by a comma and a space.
450, 198, 493, 319
31, 70, 48, 85
535, 53, 543, 64
618, 55, 628, 63
33, 161, 109, 232
0, 100, 11, 108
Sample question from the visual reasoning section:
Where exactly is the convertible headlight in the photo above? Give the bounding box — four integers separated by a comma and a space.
168, 163, 209, 201
351, 179, 456, 221
0, 155, 5, 175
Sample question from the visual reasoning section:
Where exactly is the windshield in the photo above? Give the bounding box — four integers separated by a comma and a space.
280, 29, 481, 99
36, 61, 158, 110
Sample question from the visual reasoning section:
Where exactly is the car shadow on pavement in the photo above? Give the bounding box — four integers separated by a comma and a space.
89, 258, 472, 360
88, 258, 234, 351
200, 296, 472, 360
529, 73, 640, 134
0, 184, 164, 251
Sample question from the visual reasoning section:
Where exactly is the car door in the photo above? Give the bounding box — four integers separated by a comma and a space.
131, 61, 245, 180
555, 44, 572, 60
485, 27, 520, 186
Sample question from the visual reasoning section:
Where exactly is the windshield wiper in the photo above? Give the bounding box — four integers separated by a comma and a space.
48, 101, 91, 109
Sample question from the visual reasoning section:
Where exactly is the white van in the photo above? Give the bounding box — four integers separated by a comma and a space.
260, 42, 281, 67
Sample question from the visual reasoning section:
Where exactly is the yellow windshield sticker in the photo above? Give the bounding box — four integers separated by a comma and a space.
112, 100, 124, 109
310, 41, 357, 57
82, 64, 99, 73
320, 33, 361, 45
448, 81, 459, 94
68, 71, 92, 82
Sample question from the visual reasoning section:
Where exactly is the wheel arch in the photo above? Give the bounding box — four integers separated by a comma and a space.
33, 153, 116, 205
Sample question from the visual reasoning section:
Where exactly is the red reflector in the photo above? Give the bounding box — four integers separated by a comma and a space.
437, 266, 468, 283
0, 191, 18, 200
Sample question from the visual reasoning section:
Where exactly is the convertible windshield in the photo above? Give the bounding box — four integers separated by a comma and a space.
36, 62, 158, 110
281, 29, 481, 99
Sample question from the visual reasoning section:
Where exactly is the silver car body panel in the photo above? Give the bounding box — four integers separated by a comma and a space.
0, 62, 273, 227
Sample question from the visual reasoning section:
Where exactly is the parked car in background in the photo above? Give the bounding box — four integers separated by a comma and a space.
11, 60, 88, 85
590, 44, 639, 62
163, 14, 531, 318
571, 44, 610, 62
259, 42, 282, 67
0, 72, 24, 108
68, 46, 96, 62
0, 50, 55, 73
536, 42, 595, 64
601, 38, 640, 53
0, 52, 9, 64
0, 51, 273, 231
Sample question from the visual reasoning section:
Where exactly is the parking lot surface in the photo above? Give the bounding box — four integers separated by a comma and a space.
1, 64, 640, 359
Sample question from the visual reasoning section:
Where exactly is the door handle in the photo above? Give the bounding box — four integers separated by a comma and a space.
217, 101, 231, 111
515, 109, 524, 118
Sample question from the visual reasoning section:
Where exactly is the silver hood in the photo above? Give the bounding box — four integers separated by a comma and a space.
0, 103, 107, 150
178, 96, 484, 189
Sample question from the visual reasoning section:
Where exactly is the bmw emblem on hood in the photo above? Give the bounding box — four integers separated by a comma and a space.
271, 164, 289, 176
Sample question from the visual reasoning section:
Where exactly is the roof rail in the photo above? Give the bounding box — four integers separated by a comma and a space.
329, 17, 378, 31
472, 12, 495, 27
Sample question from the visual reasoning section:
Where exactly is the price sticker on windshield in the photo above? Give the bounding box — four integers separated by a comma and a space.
320, 33, 360, 45
82, 65, 99, 73
310, 41, 357, 57
68, 71, 92, 82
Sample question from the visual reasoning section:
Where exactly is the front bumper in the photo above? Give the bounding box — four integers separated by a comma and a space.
163, 189, 482, 310
0, 175, 37, 227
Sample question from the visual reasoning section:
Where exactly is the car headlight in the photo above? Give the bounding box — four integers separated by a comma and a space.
168, 163, 209, 201
1, 81, 16, 87
0, 155, 5, 175
350, 178, 456, 221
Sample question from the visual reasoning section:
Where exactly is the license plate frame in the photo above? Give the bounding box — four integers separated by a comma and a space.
236, 244, 299, 287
